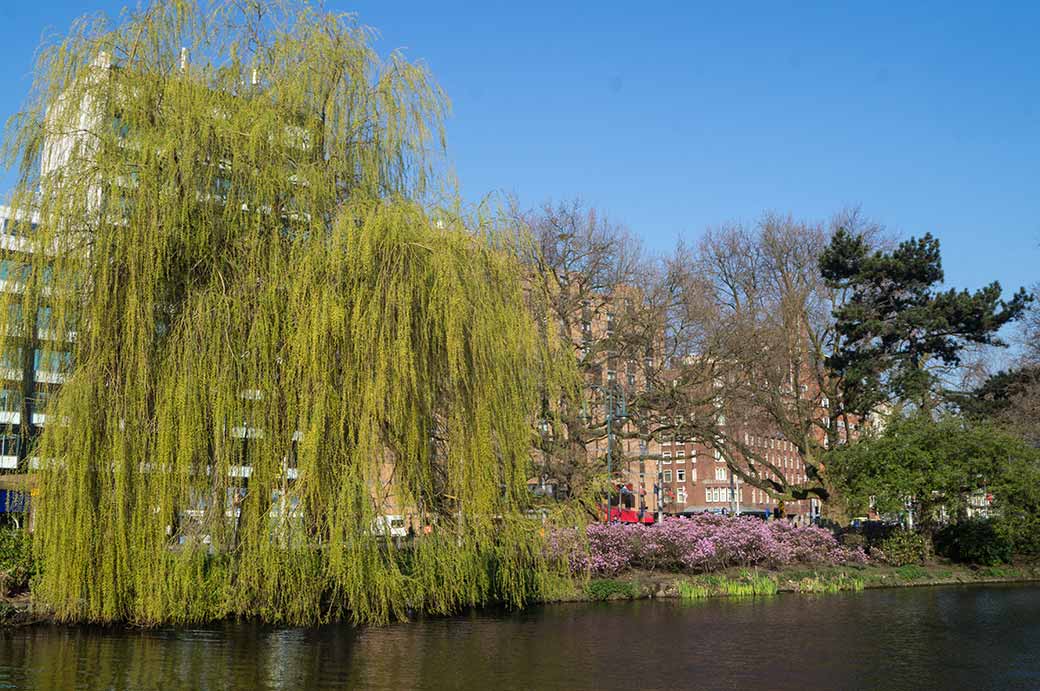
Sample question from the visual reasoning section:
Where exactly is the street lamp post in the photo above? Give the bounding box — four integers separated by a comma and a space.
594, 384, 627, 522
606, 386, 613, 521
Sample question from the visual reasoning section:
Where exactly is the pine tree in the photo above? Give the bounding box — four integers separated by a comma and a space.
820, 229, 1030, 414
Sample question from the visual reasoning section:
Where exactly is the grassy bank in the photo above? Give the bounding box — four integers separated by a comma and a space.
550, 563, 1040, 603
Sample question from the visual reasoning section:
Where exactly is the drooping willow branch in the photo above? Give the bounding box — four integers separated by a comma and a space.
1, 0, 577, 625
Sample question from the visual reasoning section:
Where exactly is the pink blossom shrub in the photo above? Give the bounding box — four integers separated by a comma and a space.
547, 515, 869, 576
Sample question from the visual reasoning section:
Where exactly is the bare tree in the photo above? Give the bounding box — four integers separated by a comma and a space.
519, 199, 646, 500
660, 209, 888, 513
524, 200, 891, 517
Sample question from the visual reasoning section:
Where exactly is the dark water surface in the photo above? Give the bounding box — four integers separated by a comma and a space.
1, 584, 1038, 690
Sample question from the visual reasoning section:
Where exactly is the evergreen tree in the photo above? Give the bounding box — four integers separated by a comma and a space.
820, 229, 1030, 414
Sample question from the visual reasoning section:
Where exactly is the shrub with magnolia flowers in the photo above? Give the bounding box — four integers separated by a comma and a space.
547, 515, 869, 576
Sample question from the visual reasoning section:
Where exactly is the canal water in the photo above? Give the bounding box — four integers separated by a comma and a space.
0, 584, 1038, 690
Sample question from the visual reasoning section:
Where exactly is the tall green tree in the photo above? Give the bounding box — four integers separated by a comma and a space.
826, 414, 1039, 533
1, 0, 573, 625
820, 229, 1030, 414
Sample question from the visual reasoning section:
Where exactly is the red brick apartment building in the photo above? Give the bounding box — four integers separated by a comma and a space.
571, 287, 829, 523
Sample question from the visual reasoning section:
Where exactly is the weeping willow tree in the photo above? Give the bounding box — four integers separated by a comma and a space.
0, 0, 578, 625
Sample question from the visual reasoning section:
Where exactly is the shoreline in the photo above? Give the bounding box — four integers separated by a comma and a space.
545, 563, 1040, 603
3, 563, 1038, 627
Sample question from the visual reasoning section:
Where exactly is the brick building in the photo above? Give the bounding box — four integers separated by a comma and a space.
572, 286, 835, 523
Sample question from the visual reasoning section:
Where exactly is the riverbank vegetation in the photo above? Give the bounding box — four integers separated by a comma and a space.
562, 564, 1040, 604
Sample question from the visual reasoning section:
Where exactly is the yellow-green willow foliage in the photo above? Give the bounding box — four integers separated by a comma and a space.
0, 1, 578, 625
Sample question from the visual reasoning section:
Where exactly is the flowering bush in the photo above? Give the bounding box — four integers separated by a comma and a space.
547, 516, 869, 576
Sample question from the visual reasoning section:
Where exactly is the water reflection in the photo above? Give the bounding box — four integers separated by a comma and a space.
0, 585, 1037, 690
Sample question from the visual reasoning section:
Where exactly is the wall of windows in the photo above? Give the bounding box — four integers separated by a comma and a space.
705, 487, 734, 503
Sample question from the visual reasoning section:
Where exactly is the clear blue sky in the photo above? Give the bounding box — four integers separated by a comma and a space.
0, 1, 1037, 296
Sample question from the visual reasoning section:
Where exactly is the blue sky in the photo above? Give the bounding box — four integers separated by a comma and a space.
0, 1, 1036, 297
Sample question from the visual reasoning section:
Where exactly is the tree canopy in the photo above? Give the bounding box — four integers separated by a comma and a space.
825, 414, 1040, 529
0, 0, 574, 625
820, 229, 1030, 414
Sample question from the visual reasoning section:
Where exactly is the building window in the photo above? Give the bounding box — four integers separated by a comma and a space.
715, 467, 727, 482
676, 448, 685, 458
676, 469, 685, 482
663, 470, 672, 483
677, 487, 687, 504
0, 260, 27, 283
714, 448, 721, 461
0, 347, 23, 371
0, 434, 18, 456
32, 389, 50, 410
0, 389, 19, 412
34, 349, 71, 373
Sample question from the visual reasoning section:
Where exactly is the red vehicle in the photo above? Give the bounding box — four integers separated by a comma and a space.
604, 506, 655, 525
